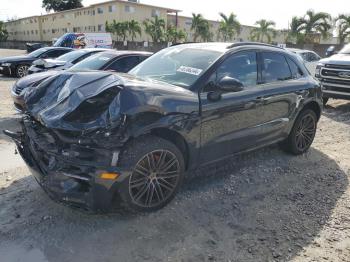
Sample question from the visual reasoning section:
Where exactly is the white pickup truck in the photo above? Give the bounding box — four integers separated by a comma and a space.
315, 44, 350, 105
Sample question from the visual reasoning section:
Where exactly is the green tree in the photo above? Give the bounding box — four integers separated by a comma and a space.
218, 12, 241, 41
250, 19, 276, 43
289, 10, 332, 44
0, 21, 8, 42
42, 0, 83, 12
127, 20, 142, 42
165, 25, 187, 43
190, 13, 212, 42
335, 14, 350, 45
143, 16, 166, 42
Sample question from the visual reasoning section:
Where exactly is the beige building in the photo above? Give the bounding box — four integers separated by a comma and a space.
4, 0, 335, 45
5, 0, 179, 42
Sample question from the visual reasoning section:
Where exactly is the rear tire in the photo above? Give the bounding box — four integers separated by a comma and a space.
280, 109, 317, 155
16, 64, 29, 78
118, 135, 185, 212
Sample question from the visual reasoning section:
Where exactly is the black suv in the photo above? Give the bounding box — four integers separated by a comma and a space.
315, 44, 350, 105
5, 42, 322, 212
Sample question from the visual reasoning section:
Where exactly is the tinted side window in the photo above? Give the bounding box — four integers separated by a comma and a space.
73, 52, 97, 64
107, 56, 141, 72
286, 57, 304, 79
215, 51, 257, 87
262, 52, 292, 83
44, 49, 70, 58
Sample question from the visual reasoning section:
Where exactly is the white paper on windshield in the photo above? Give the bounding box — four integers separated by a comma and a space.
177, 66, 202, 76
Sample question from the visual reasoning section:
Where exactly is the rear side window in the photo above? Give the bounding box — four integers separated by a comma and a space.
215, 51, 258, 87
261, 52, 292, 83
286, 57, 304, 79
107, 56, 141, 72
44, 49, 70, 58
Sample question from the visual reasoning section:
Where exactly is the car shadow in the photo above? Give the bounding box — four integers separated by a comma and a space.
323, 99, 350, 125
0, 75, 17, 81
0, 145, 347, 261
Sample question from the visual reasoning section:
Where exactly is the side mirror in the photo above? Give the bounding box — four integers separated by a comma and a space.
218, 76, 244, 92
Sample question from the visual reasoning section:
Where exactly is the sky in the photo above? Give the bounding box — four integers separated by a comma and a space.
0, 0, 349, 29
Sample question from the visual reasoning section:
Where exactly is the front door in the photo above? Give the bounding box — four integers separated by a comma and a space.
199, 51, 267, 164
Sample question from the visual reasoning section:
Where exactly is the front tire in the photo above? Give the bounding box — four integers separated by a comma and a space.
281, 109, 317, 155
118, 135, 185, 212
16, 64, 29, 78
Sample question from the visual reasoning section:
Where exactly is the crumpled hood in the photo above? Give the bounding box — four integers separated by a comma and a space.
24, 71, 198, 132
24, 71, 123, 131
320, 54, 350, 66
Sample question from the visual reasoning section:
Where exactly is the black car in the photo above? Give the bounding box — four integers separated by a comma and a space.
4, 42, 322, 212
28, 48, 110, 74
0, 47, 73, 78
11, 50, 152, 111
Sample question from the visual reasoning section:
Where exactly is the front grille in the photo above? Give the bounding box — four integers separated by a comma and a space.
321, 69, 350, 79
325, 64, 350, 70
323, 78, 350, 86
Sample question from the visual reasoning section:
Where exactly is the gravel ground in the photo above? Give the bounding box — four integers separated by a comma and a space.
0, 48, 350, 262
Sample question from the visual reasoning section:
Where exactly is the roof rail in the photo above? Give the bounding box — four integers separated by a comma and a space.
227, 42, 283, 49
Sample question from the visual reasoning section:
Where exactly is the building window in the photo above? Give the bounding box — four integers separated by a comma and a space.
124, 5, 135, 13
98, 24, 104, 32
97, 7, 104, 14
109, 5, 116, 12
151, 9, 160, 17
92, 10, 95, 15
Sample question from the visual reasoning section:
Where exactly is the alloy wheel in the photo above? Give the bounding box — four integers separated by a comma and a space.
129, 150, 180, 208
17, 65, 29, 78
295, 114, 316, 151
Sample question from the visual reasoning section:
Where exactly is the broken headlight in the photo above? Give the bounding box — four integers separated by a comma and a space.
64, 87, 120, 123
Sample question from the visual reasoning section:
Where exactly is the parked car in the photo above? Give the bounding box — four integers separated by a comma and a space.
287, 48, 321, 76
25, 43, 47, 53
0, 47, 73, 78
28, 48, 110, 74
11, 50, 152, 111
315, 44, 350, 105
5, 42, 322, 212
325, 45, 337, 57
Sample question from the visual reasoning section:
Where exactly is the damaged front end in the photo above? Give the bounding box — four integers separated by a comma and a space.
5, 71, 134, 211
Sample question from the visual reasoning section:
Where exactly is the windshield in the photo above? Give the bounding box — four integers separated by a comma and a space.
339, 44, 350, 54
28, 48, 48, 58
70, 52, 115, 71
57, 50, 86, 62
129, 46, 222, 88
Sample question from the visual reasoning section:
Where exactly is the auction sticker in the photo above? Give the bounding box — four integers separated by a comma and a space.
177, 66, 203, 75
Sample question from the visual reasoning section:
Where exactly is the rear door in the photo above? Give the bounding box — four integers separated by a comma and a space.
256, 51, 309, 142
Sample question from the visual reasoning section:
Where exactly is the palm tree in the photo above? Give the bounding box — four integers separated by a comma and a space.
0, 21, 8, 41
335, 14, 350, 45
289, 10, 332, 44
127, 20, 142, 42
218, 12, 241, 41
191, 13, 210, 42
165, 25, 187, 43
250, 19, 276, 43
143, 16, 166, 42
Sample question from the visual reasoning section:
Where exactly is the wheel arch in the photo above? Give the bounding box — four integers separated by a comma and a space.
301, 100, 321, 121
150, 128, 190, 171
